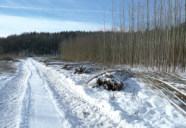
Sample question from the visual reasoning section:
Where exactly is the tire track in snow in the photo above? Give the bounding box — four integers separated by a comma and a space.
31, 59, 118, 128
19, 61, 32, 128
20, 59, 66, 128
0, 61, 30, 128
0, 74, 15, 91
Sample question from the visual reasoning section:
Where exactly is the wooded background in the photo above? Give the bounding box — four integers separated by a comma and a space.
0, 0, 185, 72
60, 0, 186, 72
0, 31, 78, 56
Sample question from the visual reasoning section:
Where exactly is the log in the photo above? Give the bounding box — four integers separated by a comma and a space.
43, 60, 49, 66
73, 67, 83, 74
142, 74, 186, 116
85, 69, 126, 85
45, 63, 65, 66
61, 65, 73, 70
78, 67, 83, 73
148, 76, 186, 99
73, 69, 77, 74
62, 64, 68, 69
111, 79, 122, 91
103, 81, 111, 90
96, 78, 103, 86
85, 69, 128, 91
105, 73, 112, 78
73, 66, 94, 74
92, 84, 99, 88
112, 84, 120, 91
95, 77, 123, 91
106, 81, 113, 90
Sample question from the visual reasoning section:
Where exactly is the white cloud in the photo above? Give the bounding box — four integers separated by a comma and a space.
0, 5, 114, 13
0, 14, 105, 37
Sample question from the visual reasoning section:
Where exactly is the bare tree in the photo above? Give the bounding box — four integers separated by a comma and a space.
102, 0, 106, 62
59, 0, 185, 72
173, 0, 177, 72
184, 0, 186, 71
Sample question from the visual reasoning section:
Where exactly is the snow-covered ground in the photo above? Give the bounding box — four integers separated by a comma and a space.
0, 58, 185, 128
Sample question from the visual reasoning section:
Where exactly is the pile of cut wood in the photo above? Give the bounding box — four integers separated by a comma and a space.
61, 64, 94, 74
61, 64, 74, 70
73, 66, 94, 74
43, 60, 50, 66
92, 73, 125, 91
0, 57, 20, 62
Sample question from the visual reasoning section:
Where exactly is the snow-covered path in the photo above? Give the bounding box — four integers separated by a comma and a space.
29, 59, 117, 128
20, 60, 64, 128
0, 58, 117, 128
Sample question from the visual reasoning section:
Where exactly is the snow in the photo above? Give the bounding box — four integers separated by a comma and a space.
0, 58, 186, 128
19, 60, 67, 128
0, 60, 30, 128
148, 75, 186, 96
37, 58, 186, 127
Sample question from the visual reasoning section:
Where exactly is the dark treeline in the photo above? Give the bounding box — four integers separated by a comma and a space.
0, 31, 95, 56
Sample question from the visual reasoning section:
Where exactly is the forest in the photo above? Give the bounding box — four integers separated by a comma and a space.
0, 31, 80, 56
60, 0, 186, 72
0, 0, 185, 72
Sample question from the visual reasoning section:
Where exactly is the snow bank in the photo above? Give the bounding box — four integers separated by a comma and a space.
33, 59, 186, 128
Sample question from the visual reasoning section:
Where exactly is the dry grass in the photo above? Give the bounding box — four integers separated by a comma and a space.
0, 61, 17, 74
0, 54, 25, 60
0, 54, 24, 74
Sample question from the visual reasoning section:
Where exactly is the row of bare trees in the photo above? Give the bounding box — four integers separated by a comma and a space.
60, 0, 186, 72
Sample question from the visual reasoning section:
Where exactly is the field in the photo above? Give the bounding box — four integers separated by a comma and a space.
0, 57, 185, 128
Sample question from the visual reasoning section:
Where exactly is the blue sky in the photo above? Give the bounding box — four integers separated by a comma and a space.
0, 0, 112, 37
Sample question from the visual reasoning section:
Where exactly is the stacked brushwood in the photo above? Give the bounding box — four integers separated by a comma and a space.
92, 73, 124, 91
0, 57, 13, 61
43, 60, 50, 66
43, 60, 65, 66
73, 66, 83, 74
0, 57, 20, 62
73, 66, 93, 74
61, 64, 73, 70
